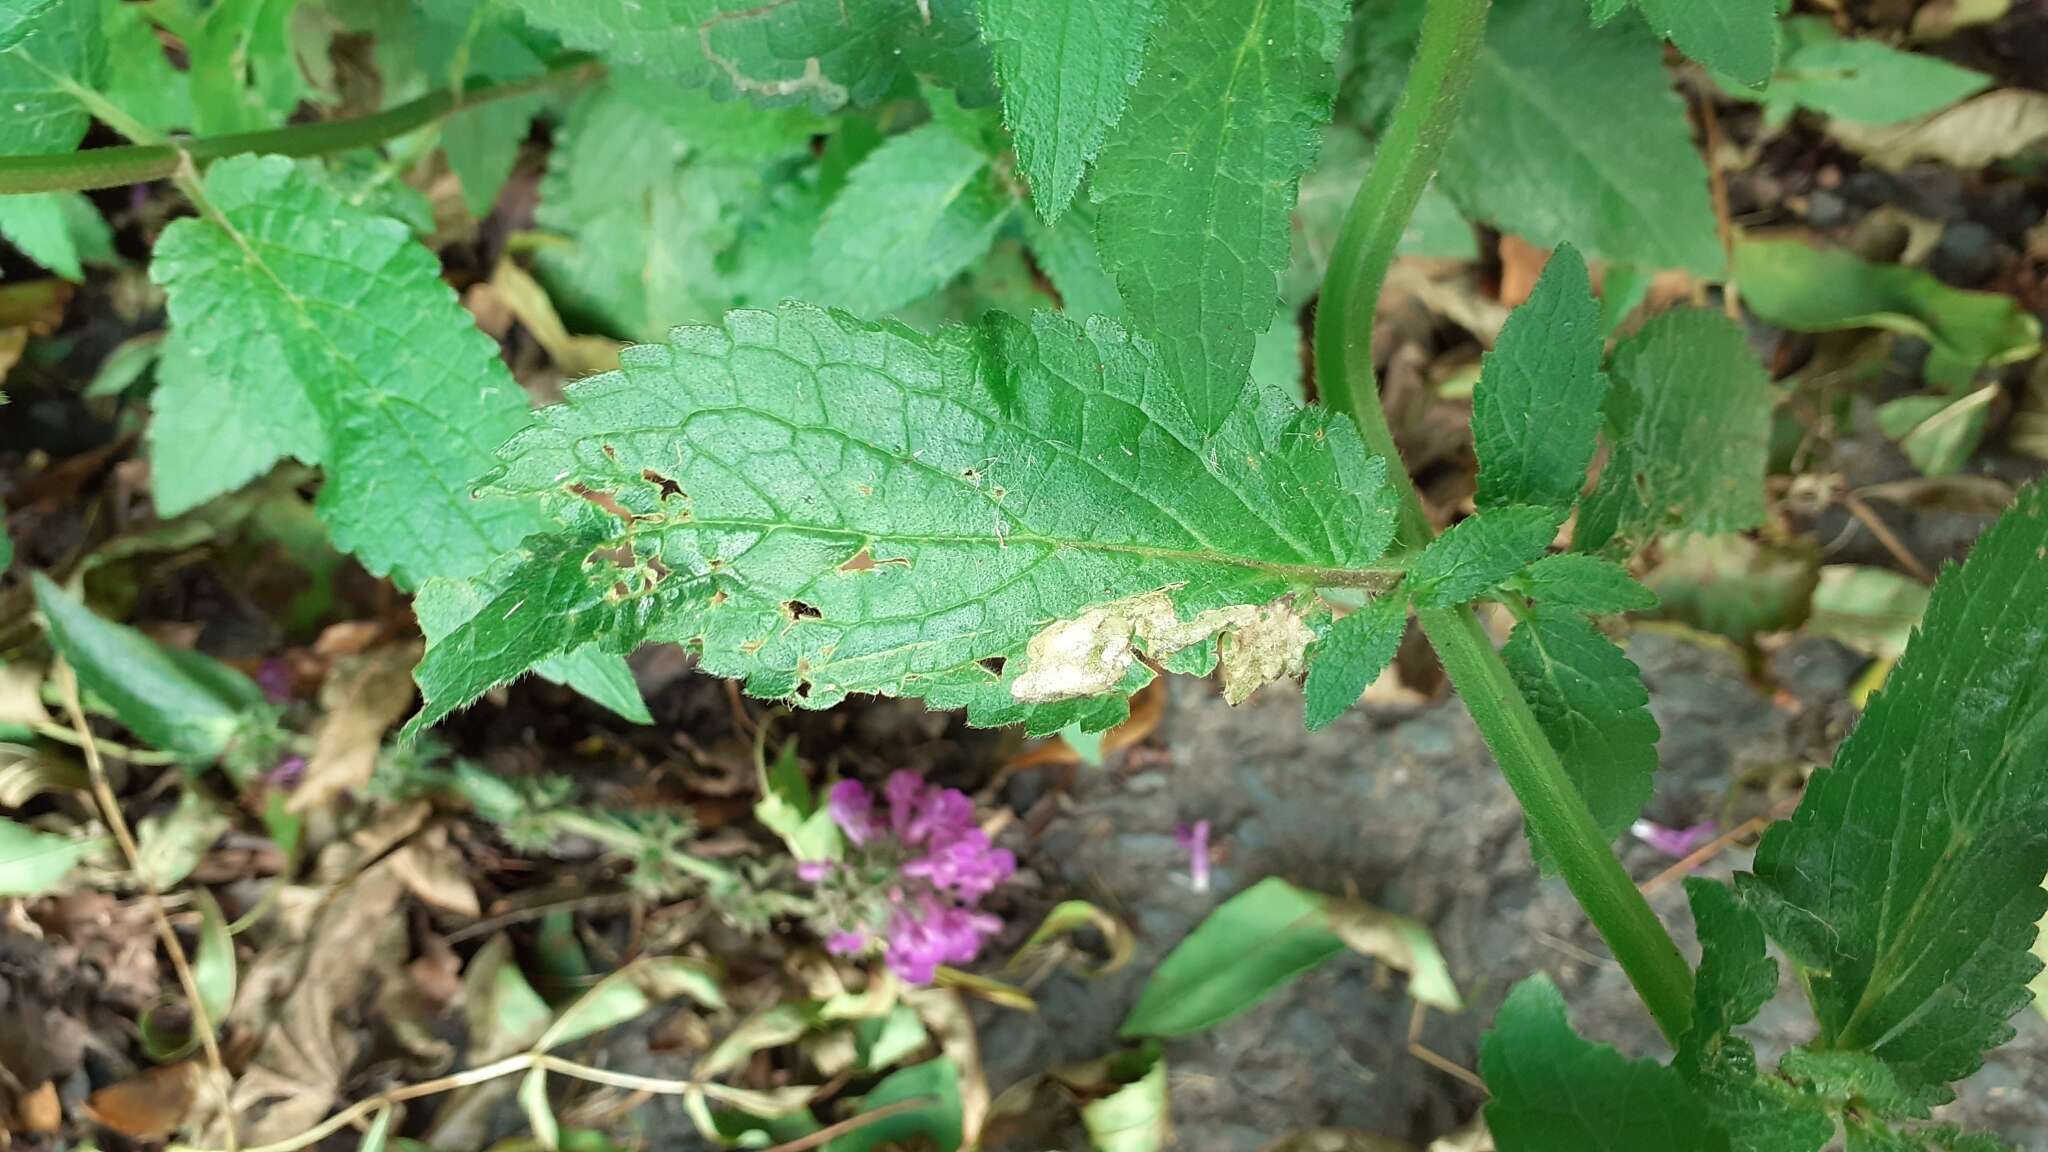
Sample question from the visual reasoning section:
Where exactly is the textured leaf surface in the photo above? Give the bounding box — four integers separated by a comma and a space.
1408, 505, 1560, 609
1744, 17, 1987, 126
1612, 0, 1779, 87
1470, 245, 1608, 512
1025, 203, 1126, 320
0, 0, 101, 156
1578, 309, 1773, 551
812, 122, 1014, 315
414, 579, 653, 726
1482, 975, 1727, 1152
1302, 594, 1406, 731
1509, 554, 1656, 616
982, 0, 1157, 223
411, 305, 1399, 733
188, 0, 306, 134
508, 0, 991, 110
1503, 610, 1659, 845
152, 156, 544, 589
1092, 0, 1347, 435
1442, 0, 1722, 276
33, 574, 264, 761
1742, 482, 2048, 1103
1736, 239, 2039, 386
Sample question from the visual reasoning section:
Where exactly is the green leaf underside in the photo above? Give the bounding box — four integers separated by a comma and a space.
0, 0, 105, 283
1511, 554, 1657, 616
33, 574, 263, 761
0, 818, 95, 897
506, 0, 990, 111
1679, 880, 1836, 1152
1748, 18, 1989, 126
1482, 975, 1727, 1152
1471, 245, 1609, 512
1579, 308, 1773, 551
411, 304, 1398, 735
414, 579, 654, 725
1622, 0, 1779, 88
1742, 481, 2048, 1104
1442, 0, 1722, 277
1122, 877, 1345, 1037
1734, 239, 2040, 384
1409, 505, 1560, 608
1091, 0, 1347, 437
151, 156, 540, 587
1503, 610, 1659, 847
982, 0, 1158, 224
1303, 594, 1406, 731
811, 121, 1013, 315
148, 328, 311, 518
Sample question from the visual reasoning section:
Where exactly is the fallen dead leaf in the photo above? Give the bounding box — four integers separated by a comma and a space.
908, 988, 988, 1147
15, 1080, 61, 1133
293, 642, 422, 812
1830, 90, 2048, 171
489, 259, 622, 377
388, 824, 482, 917
85, 1061, 201, 1140
0, 662, 51, 727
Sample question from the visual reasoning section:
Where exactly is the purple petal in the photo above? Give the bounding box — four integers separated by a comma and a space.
1630, 818, 1718, 858
796, 860, 833, 882
827, 930, 871, 955
827, 779, 881, 844
1174, 820, 1212, 894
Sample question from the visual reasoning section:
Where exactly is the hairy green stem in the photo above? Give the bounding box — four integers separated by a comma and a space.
1314, 0, 1695, 1043
0, 57, 602, 195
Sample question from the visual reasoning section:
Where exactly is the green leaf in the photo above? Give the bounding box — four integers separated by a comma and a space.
1807, 565, 1930, 660
1740, 17, 1988, 126
1470, 245, 1609, 512
104, 0, 192, 134
0, 817, 98, 897
1600, 0, 1779, 87
0, 508, 10, 571
0, 191, 100, 281
1302, 594, 1407, 732
1024, 201, 1126, 320
415, 577, 650, 725
1578, 309, 1773, 552
811, 121, 1015, 315
1079, 1046, 1169, 1152
1676, 883, 1835, 1152
1735, 239, 2040, 389
1481, 975, 1728, 1152
1442, 0, 1722, 277
189, 0, 305, 133
536, 956, 723, 1052
1875, 385, 1999, 477
1121, 877, 1344, 1038
32, 573, 264, 761
1091, 0, 1347, 436
1741, 481, 2048, 1104
508, 0, 990, 110
825, 1057, 964, 1152
1502, 609, 1659, 847
1643, 535, 1818, 646
755, 739, 842, 862
0, 0, 103, 157
148, 328, 316, 518
141, 886, 237, 1061
1508, 554, 1657, 616
982, 0, 1156, 223
134, 787, 231, 889
410, 305, 1398, 735
151, 155, 544, 590
1408, 505, 1561, 609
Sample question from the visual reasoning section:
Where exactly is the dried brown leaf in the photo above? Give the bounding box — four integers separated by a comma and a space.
294, 643, 422, 812
85, 1061, 200, 1140
387, 824, 481, 917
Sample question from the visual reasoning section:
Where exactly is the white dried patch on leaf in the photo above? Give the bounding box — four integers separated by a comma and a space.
1218, 602, 1318, 704
1011, 590, 1312, 706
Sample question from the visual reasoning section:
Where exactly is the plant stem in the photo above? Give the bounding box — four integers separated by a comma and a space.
0, 57, 602, 196
1313, 0, 1696, 1044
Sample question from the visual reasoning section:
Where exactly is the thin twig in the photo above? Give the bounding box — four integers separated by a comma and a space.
57, 663, 240, 1152
1841, 491, 1937, 584
1406, 1002, 1487, 1094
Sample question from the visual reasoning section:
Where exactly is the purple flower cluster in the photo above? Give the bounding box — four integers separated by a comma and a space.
801, 771, 1015, 985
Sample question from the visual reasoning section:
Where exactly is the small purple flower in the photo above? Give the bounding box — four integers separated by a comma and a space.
263, 754, 307, 790
256, 659, 294, 705
805, 773, 1014, 985
1630, 818, 1717, 858
827, 779, 883, 845
1175, 820, 1212, 894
